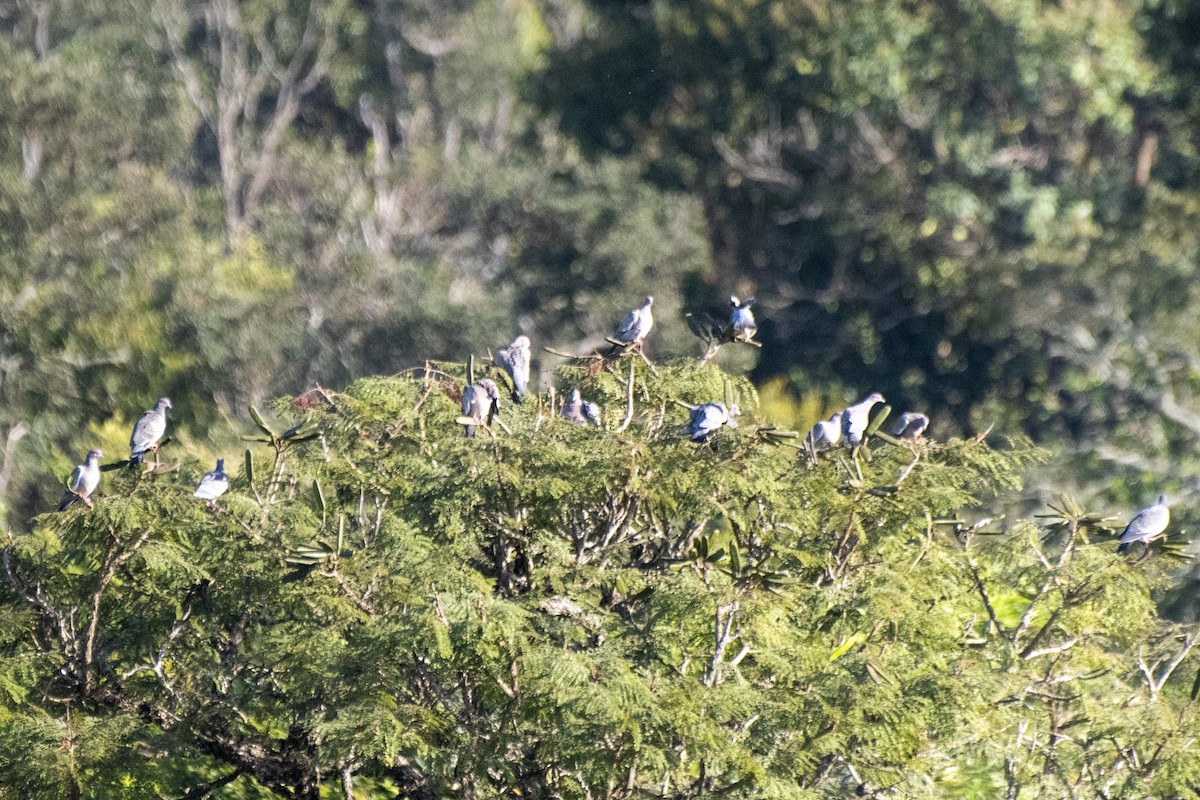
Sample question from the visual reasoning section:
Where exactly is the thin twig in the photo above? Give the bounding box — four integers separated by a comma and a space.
616, 360, 636, 433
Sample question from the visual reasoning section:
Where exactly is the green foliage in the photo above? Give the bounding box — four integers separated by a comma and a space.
8, 0, 1200, 795
3, 361, 1199, 798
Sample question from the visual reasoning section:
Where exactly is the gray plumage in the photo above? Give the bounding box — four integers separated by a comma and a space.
462, 379, 501, 439
840, 391, 888, 448
684, 402, 740, 442
891, 412, 929, 440
807, 411, 843, 451
562, 388, 602, 427
495, 335, 531, 404
730, 295, 757, 341
193, 458, 230, 502
582, 399, 601, 427
58, 448, 102, 511
613, 296, 654, 346
129, 397, 172, 465
841, 392, 885, 448
1118, 495, 1169, 553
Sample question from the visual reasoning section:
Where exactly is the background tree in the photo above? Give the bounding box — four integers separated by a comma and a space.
534, 0, 1200, 504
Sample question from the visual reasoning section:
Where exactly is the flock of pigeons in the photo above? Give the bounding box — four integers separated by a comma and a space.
53, 294, 1172, 553
57, 398, 228, 512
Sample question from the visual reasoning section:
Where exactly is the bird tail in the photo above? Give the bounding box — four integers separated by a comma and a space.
464, 425, 476, 439
57, 492, 77, 512
1117, 542, 1131, 554
129, 451, 144, 466
511, 389, 523, 405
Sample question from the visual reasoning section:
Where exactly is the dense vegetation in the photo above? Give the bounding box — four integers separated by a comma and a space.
4, 358, 1200, 799
6, 0, 1200, 795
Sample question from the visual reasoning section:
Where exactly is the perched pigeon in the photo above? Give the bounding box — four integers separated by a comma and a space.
193, 458, 230, 504
612, 296, 654, 348
58, 448, 102, 511
562, 388, 602, 427
462, 379, 501, 439
684, 402, 740, 442
841, 392, 886, 448
730, 296, 758, 341
1118, 495, 1170, 554
495, 335, 531, 404
129, 397, 172, 465
582, 398, 602, 427
807, 411, 843, 451
891, 412, 929, 441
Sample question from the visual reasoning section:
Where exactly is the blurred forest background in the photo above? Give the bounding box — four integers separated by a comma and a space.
4, 0, 1200, 525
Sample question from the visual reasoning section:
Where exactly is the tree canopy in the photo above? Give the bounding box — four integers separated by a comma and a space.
4, 359, 1200, 798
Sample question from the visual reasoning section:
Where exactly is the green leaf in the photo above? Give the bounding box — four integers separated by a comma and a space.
312, 479, 326, 517
865, 405, 893, 437
829, 632, 867, 662
249, 405, 277, 440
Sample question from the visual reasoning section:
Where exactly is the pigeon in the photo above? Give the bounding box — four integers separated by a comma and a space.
58, 448, 102, 511
730, 296, 758, 341
891, 412, 929, 441
612, 296, 654, 348
684, 402, 740, 442
582, 398, 602, 427
193, 458, 230, 504
841, 392, 886, 448
1118, 495, 1169, 554
495, 335, 531, 404
807, 411, 843, 451
462, 379, 501, 439
562, 388, 602, 427
130, 397, 172, 465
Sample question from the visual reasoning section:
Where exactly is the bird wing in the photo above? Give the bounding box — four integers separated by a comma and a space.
494, 346, 517, 374
583, 402, 601, 426
67, 464, 86, 493
614, 308, 641, 341
507, 348, 530, 392
462, 385, 478, 418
